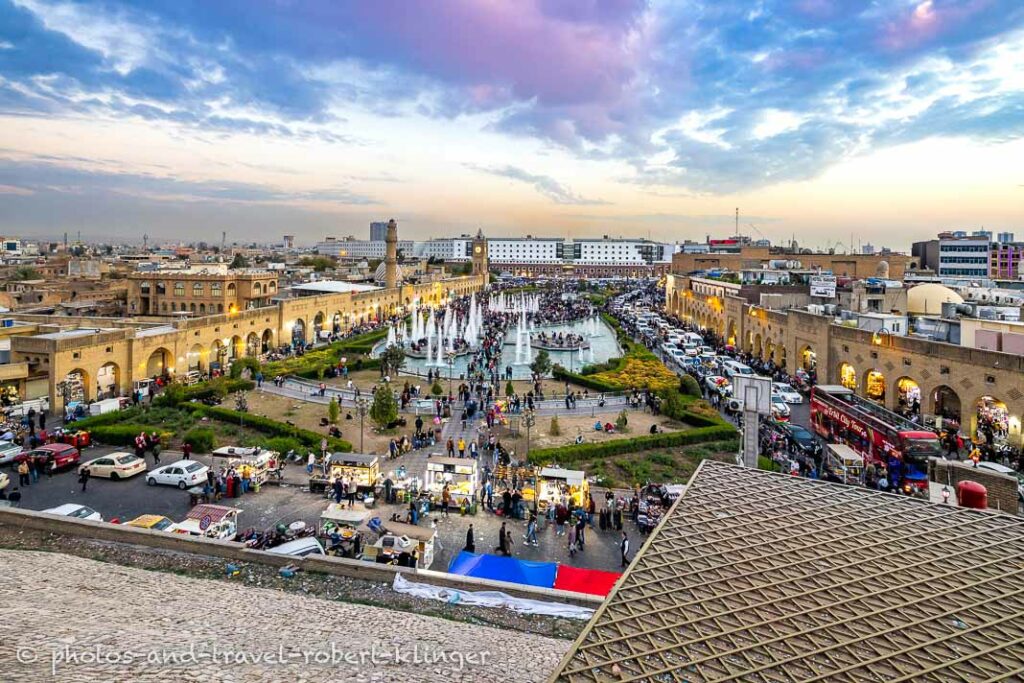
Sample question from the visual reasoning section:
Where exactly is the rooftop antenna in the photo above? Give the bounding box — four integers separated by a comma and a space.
221, 231, 226, 253
143, 233, 148, 251
735, 207, 739, 236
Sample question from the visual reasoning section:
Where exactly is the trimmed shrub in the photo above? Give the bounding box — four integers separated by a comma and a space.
229, 357, 261, 379
91, 424, 170, 446
527, 424, 738, 466
680, 374, 702, 398
182, 427, 215, 453
549, 415, 561, 436
191, 405, 352, 452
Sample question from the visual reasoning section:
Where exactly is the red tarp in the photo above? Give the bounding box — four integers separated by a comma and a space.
553, 565, 622, 597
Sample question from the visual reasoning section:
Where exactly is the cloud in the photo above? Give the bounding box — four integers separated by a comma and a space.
468, 164, 610, 205
1, 0, 1023, 198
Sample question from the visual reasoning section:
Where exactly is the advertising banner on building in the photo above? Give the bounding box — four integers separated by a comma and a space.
810, 275, 837, 298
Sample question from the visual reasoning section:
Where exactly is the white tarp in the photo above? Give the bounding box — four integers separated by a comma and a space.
392, 573, 595, 620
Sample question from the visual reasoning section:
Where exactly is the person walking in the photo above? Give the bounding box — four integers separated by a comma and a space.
307, 451, 316, 475
620, 531, 630, 567
524, 513, 538, 546
457, 437, 466, 458
441, 485, 451, 518
79, 467, 90, 492
568, 523, 578, 557
332, 477, 344, 505
17, 459, 30, 487
464, 524, 475, 553
181, 441, 192, 460
495, 522, 510, 555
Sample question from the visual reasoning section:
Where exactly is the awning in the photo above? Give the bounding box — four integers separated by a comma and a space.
447, 551, 557, 589
553, 565, 621, 597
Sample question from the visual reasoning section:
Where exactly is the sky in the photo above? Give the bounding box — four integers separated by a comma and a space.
0, 0, 1022, 249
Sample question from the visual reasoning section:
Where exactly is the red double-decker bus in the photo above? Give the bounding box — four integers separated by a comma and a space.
809, 385, 942, 491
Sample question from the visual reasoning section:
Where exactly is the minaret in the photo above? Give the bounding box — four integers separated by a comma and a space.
385, 218, 398, 289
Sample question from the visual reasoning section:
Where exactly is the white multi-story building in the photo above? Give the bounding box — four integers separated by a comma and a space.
572, 238, 671, 265
316, 238, 414, 259
938, 233, 990, 279
415, 237, 471, 262
486, 237, 565, 264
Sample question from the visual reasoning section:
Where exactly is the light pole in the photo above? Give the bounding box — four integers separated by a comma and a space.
356, 397, 370, 453
446, 351, 456, 398
524, 409, 537, 513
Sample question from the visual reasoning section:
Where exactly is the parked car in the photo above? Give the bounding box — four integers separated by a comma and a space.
0, 440, 23, 466
266, 537, 325, 557
772, 383, 804, 404
78, 452, 147, 480
41, 503, 103, 521
14, 443, 81, 472
147, 460, 209, 489
125, 514, 177, 531
777, 423, 821, 456
971, 461, 1024, 502
770, 395, 791, 419
705, 375, 731, 396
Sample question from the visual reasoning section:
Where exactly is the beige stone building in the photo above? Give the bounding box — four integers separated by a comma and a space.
672, 246, 914, 280
126, 266, 279, 316
666, 273, 1024, 448
9, 226, 489, 413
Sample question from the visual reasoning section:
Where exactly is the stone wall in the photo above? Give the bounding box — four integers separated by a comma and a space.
929, 459, 1020, 514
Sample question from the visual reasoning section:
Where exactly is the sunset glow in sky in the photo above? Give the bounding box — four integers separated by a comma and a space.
1, 0, 1022, 246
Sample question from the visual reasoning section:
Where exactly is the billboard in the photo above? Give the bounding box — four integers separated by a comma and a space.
810, 275, 837, 298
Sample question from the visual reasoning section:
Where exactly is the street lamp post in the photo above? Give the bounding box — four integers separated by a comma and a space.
447, 351, 456, 398
356, 397, 370, 453
524, 409, 537, 513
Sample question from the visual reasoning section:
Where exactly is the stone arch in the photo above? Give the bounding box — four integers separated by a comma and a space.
261, 329, 274, 353
893, 376, 922, 417
863, 368, 885, 404
332, 311, 343, 333
146, 347, 172, 377
199, 303, 206, 314
189, 302, 196, 314
799, 344, 816, 371
230, 335, 244, 360
931, 385, 961, 425
838, 362, 857, 390
246, 332, 260, 357
778, 345, 787, 370
95, 361, 120, 399
313, 311, 326, 338
764, 339, 775, 364
211, 339, 227, 370
753, 333, 763, 360
253, 282, 263, 295
187, 343, 205, 372
727, 320, 738, 347
972, 395, 1010, 446
291, 318, 306, 345
62, 367, 92, 403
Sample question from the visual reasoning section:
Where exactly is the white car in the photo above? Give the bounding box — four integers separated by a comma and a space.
705, 375, 731, 396
79, 452, 147, 480
0, 440, 23, 466
773, 383, 804, 404
41, 504, 103, 521
147, 460, 210, 490
770, 395, 791, 419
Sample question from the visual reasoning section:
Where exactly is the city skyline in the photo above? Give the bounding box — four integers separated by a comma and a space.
1, 0, 1022, 247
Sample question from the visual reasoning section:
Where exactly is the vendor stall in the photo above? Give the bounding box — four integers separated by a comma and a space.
363, 520, 435, 569
424, 456, 478, 510
318, 503, 368, 558
211, 446, 277, 489
309, 453, 380, 500
172, 504, 240, 540
824, 443, 864, 486
537, 467, 589, 513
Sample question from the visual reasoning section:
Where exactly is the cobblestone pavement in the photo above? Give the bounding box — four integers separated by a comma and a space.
0, 550, 570, 683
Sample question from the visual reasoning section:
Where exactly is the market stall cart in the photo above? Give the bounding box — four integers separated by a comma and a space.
537, 467, 589, 513
363, 520, 435, 569
424, 456, 478, 512
211, 446, 278, 489
172, 504, 241, 540
309, 453, 379, 503
318, 503, 369, 558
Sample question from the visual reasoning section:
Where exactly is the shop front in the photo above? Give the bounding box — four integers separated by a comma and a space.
310, 453, 380, 499
537, 467, 589, 513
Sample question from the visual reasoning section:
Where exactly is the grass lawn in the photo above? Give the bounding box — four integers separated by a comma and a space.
585, 439, 739, 489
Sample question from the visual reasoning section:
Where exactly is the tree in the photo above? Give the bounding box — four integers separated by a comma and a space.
380, 345, 406, 378
660, 388, 687, 420
298, 256, 337, 272
369, 385, 398, 429
431, 381, 443, 396
505, 380, 515, 397
549, 415, 561, 436
328, 397, 339, 425
11, 266, 41, 281
530, 349, 552, 378
229, 253, 249, 269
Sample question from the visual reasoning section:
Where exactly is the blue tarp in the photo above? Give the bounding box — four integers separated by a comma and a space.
447, 551, 558, 589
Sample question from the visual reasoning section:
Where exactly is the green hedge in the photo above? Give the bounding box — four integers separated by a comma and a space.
90, 424, 172, 446
191, 405, 353, 453
528, 424, 737, 466
182, 427, 216, 453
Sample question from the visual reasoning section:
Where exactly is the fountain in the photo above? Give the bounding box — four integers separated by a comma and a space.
386, 324, 397, 347
588, 344, 596, 364
435, 330, 445, 366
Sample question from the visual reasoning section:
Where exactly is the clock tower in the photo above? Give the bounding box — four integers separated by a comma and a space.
471, 229, 489, 278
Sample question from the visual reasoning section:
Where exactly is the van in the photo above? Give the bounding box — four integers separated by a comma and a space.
683, 332, 703, 346
266, 537, 326, 557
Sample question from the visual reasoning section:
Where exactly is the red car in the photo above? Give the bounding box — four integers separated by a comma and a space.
15, 444, 81, 472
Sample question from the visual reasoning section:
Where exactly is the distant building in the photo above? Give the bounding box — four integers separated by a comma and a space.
369, 221, 388, 242
126, 265, 279, 316
937, 232, 990, 279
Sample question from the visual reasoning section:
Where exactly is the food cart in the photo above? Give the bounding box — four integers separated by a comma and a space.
318, 503, 369, 558
825, 443, 864, 485
537, 467, 589, 513
171, 504, 241, 540
424, 456, 478, 511
362, 520, 435, 569
310, 453, 380, 502
211, 446, 277, 489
